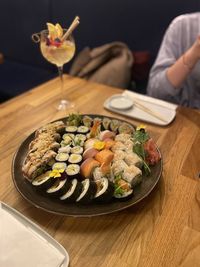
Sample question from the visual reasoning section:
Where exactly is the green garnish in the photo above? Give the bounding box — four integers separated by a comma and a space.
67, 113, 82, 126
132, 128, 151, 175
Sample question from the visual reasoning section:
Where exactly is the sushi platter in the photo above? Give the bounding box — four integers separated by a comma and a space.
12, 114, 162, 216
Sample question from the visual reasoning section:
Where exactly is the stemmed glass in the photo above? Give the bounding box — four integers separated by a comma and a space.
32, 25, 76, 110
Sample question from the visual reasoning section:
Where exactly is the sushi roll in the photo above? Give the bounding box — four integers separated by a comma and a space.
99, 130, 115, 141
111, 160, 128, 176
56, 153, 69, 162
95, 149, 114, 165
111, 141, 127, 152
77, 126, 89, 134
118, 123, 135, 134
73, 134, 86, 146
60, 140, 71, 147
62, 134, 73, 145
32, 170, 55, 191
114, 178, 133, 200
82, 115, 93, 127
66, 164, 80, 179
102, 117, 111, 130
115, 133, 132, 143
124, 152, 143, 168
70, 146, 84, 154
52, 162, 67, 170
76, 179, 97, 204
110, 119, 120, 132
60, 179, 83, 202
113, 150, 126, 162
58, 145, 71, 154
65, 126, 78, 133
122, 165, 142, 187
68, 154, 82, 165
80, 158, 100, 178
83, 147, 98, 160
94, 178, 114, 203
46, 178, 71, 197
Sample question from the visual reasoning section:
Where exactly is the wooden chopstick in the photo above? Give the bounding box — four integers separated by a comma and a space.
133, 99, 168, 123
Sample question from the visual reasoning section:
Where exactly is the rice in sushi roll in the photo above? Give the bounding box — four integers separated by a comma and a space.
76, 179, 97, 204
46, 178, 71, 197
32, 170, 55, 191
66, 164, 80, 179
94, 178, 114, 203
60, 179, 83, 202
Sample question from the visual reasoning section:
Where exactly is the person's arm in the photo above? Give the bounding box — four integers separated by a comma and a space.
167, 36, 200, 88
147, 14, 199, 104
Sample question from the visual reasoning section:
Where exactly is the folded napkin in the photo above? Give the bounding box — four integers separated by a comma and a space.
0, 203, 66, 267
69, 42, 134, 88
104, 90, 178, 126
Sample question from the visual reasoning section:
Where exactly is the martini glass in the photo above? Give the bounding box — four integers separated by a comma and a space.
33, 29, 75, 110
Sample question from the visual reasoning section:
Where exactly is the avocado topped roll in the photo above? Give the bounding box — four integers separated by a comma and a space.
102, 117, 111, 130
82, 115, 93, 127
110, 119, 120, 132
118, 122, 135, 134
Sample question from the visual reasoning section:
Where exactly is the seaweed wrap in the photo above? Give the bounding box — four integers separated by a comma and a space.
94, 178, 114, 203
60, 179, 83, 202
76, 179, 97, 204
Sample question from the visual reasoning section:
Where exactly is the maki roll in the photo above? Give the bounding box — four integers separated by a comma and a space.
65, 126, 78, 133
70, 146, 84, 154
102, 117, 111, 130
68, 154, 82, 164
66, 164, 80, 179
94, 178, 114, 203
52, 162, 67, 170
77, 126, 89, 134
60, 179, 83, 202
46, 178, 71, 197
110, 119, 120, 132
118, 123, 135, 134
62, 134, 73, 145
73, 134, 86, 146
56, 153, 69, 162
122, 165, 142, 187
82, 115, 93, 127
114, 177, 133, 200
58, 145, 71, 154
76, 179, 97, 204
32, 170, 55, 191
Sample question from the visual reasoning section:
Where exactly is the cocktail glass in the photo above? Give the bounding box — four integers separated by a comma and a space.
32, 28, 75, 110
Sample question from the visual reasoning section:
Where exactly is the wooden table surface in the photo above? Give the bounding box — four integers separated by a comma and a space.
0, 75, 200, 267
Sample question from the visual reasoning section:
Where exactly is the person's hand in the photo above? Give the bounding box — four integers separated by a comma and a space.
185, 36, 200, 66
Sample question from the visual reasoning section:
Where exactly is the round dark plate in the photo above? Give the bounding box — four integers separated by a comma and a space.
12, 115, 162, 217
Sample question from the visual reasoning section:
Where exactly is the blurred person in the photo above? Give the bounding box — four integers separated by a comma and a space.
147, 13, 200, 108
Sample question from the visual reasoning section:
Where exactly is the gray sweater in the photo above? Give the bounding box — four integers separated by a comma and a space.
147, 13, 200, 108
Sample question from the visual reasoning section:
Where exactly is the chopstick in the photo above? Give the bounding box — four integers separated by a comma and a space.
132, 99, 168, 123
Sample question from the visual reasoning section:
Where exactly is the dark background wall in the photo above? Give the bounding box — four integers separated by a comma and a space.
0, 0, 199, 102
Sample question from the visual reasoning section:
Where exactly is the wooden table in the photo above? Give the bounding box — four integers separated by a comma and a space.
0, 75, 200, 267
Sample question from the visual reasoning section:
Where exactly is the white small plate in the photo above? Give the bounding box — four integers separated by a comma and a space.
108, 94, 133, 110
